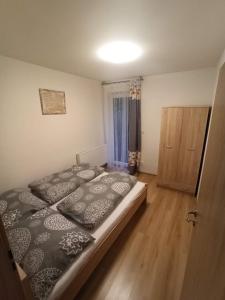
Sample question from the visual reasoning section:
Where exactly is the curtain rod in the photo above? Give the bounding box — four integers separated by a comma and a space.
102, 76, 143, 86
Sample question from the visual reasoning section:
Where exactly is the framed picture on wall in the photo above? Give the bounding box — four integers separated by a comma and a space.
39, 88, 66, 115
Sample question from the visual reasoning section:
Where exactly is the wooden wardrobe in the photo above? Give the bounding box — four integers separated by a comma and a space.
157, 106, 210, 195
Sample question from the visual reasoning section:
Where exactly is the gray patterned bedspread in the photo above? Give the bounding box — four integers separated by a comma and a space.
7, 208, 94, 300
29, 163, 104, 204
0, 188, 47, 230
57, 172, 137, 230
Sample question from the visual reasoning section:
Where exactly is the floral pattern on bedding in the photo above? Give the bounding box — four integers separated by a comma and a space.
57, 172, 137, 230
0, 188, 47, 230
7, 208, 94, 300
29, 163, 104, 204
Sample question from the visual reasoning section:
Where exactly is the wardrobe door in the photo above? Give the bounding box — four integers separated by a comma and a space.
177, 107, 209, 194
158, 107, 183, 187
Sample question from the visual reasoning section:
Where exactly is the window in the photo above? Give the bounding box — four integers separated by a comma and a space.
104, 85, 130, 169
113, 96, 128, 164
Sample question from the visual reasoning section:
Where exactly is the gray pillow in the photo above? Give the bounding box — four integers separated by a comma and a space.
57, 172, 137, 230
0, 188, 47, 230
7, 208, 94, 300
29, 164, 104, 205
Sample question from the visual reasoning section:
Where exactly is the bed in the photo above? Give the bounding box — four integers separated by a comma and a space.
11, 172, 148, 300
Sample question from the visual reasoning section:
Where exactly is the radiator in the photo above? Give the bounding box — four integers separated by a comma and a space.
76, 144, 107, 166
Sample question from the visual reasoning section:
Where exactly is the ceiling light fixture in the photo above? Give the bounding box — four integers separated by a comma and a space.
97, 41, 142, 64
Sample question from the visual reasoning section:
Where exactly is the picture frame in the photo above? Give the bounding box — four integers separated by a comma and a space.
39, 88, 66, 115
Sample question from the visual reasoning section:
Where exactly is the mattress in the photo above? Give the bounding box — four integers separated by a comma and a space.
49, 172, 146, 300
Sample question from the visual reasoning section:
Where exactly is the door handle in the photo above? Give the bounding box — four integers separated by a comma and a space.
186, 210, 199, 227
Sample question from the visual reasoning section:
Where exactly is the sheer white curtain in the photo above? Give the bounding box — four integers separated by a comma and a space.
103, 82, 130, 169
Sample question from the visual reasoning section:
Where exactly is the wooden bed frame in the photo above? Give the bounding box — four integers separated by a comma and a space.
0, 185, 148, 300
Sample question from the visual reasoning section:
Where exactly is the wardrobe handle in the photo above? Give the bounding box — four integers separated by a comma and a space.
187, 210, 198, 217
188, 148, 195, 151
186, 210, 199, 227
165, 145, 173, 149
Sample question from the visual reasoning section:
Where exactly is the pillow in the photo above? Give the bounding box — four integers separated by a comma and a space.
72, 163, 104, 180
57, 172, 137, 230
0, 188, 47, 230
7, 208, 94, 300
29, 164, 104, 205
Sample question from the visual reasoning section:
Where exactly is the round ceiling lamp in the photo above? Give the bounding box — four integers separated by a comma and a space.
97, 41, 142, 64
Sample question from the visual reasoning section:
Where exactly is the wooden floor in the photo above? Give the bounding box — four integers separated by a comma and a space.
76, 174, 195, 300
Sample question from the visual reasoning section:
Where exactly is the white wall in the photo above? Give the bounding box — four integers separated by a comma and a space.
0, 55, 104, 192
141, 68, 217, 174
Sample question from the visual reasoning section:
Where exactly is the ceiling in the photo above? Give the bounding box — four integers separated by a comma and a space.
0, 0, 225, 81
